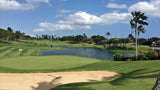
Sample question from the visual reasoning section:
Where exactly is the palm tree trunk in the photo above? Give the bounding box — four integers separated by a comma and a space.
135, 23, 138, 59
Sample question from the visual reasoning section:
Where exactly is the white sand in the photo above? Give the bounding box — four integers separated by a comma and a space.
0, 71, 120, 90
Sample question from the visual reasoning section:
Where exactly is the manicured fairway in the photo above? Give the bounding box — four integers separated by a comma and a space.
0, 56, 99, 71
20, 40, 149, 52
0, 41, 62, 59
20, 40, 88, 47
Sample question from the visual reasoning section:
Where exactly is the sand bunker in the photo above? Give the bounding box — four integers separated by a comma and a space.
0, 71, 120, 90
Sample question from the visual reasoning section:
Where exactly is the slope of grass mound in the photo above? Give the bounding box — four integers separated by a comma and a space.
0, 41, 62, 59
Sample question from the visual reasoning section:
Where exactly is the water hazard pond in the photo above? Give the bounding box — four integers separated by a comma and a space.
39, 47, 134, 60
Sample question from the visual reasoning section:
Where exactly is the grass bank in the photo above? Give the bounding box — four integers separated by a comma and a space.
0, 40, 62, 59
20, 40, 149, 52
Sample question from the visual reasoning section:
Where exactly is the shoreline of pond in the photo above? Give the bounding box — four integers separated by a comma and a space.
39, 47, 135, 60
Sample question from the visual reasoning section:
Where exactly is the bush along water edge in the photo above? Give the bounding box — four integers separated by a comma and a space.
113, 50, 160, 61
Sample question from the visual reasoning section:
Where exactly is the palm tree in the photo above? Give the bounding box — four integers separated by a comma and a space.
130, 11, 148, 59
138, 25, 146, 37
106, 32, 110, 38
7, 27, 13, 40
105, 32, 111, 47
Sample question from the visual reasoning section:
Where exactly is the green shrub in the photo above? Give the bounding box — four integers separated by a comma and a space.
137, 53, 145, 60
144, 50, 157, 59
138, 53, 145, 58
113, 53, 124, 61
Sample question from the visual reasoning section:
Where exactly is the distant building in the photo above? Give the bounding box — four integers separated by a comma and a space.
150, 40, 160, 52
152, 40, 160, 47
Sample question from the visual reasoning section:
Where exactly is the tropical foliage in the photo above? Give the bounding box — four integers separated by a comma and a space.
130, 11, 148, 58
113, 50, 159, 61
0, 27, 35, 41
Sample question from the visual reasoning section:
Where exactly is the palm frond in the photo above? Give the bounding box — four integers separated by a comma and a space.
131, 12, 135, 17
143, 21, 149, 25
130, 20, 136, 29
135, 11, 141, 17
141, 15, 148, 20
138, 20, 149, 25
138, 25, 146, 37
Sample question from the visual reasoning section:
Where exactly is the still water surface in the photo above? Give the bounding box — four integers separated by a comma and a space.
39, 47, 134, 60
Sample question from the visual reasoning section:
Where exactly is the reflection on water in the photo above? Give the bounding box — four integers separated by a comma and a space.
39, 47, 134, 60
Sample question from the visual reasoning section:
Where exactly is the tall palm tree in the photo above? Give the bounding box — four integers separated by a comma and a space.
106, 32, 111, 47
138, 25, 146, 37
130, 11, 148, 59
106, 32, 110, 37
7, 27, 13, 40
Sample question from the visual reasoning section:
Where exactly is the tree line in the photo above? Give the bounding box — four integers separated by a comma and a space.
0, 27, 35, 41
35, 33, 160, 48
0, 27, 159, 47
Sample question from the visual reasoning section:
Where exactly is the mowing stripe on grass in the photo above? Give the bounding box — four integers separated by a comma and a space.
106, 63, 126, 71
0, 47, 13, 55
0, 46, 12, 51
21, 48, 29, 56
0, 46, 8, 49
23, 49, 36, 56
5, 48, 19, 57
0, 48, 17, 59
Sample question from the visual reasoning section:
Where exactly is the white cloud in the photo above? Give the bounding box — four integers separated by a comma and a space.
25, 34, 36, 37
33, 28, 46, 32
66, 11, 102, 25
100, 13, 131, 24
56, 14, 65, 18
36, 22, 91, 31
0, 0, 50, 10
128, 0, 160, 17
112, 10, 120, 13
59, 9, 71, 13
107, 3, 127, 9
34, 11, 131, 32
60, 0, 68, 2
27, 0, 49, 3
0, 0, 35, 10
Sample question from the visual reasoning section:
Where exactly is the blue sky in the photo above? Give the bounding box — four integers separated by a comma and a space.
0, 0, 159, 38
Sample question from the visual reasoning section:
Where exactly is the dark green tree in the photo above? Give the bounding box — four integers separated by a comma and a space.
91, 35, 106, 45
74, 35, 84, 42
106, 32, 110, 38
105, 32, 111, 48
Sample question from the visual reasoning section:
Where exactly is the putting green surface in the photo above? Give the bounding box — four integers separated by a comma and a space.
0, 56, 99, 71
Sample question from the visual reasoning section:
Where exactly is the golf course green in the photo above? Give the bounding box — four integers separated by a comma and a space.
0, 40, 159, 90
0, 56, 99, 72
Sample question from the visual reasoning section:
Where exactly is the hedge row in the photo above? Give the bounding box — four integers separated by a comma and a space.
114, 50, 160, 61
